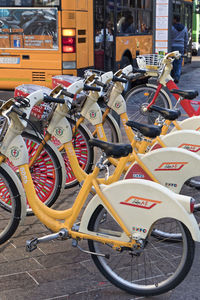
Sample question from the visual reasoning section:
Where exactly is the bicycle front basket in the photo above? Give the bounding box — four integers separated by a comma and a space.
136, 54, 164, 71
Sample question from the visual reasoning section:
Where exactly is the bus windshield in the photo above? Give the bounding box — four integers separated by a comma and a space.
0, 7, 58, 50
1, 0, 60, 7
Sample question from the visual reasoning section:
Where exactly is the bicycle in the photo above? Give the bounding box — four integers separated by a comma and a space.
14, 86, 200, 224
85, 66, 200, 168
0, 92, 198, 296
12, 69, 200, 201
0, 96, 67, 215
125, 51, 200, 126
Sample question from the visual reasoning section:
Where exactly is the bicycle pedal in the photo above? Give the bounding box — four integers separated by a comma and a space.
26, 238, 38, 252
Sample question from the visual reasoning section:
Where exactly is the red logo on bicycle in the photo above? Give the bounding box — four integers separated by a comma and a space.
120, 196, 161, 209
155, 162, 188, 171
178, 143, 200, 153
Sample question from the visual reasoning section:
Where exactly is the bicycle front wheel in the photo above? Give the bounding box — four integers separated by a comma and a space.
0, 164, 23, 244
7, 131, 65, 215
125, 84, 171, 124
88, 206, 195, 296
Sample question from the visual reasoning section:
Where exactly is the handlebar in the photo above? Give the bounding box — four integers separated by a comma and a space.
43, 94, 65, 104
164, 51, 181, 60
132, 67, 147, 74
94, 80, 107, 89
60, 90, 75, 99
83, 84, 101, 92
112, 75, 127, 83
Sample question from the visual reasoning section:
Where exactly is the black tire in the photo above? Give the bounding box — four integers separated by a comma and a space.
100, 110, 121, 143
0, 165, 22, 244
19, 132, 63, 215
152, 177, 200, 241
125, 84, 170, 124
84, 110, 121, 143
88, 206, 195, 296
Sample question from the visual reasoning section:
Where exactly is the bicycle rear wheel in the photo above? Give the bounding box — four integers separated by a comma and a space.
0, 164, 23, 244
88, 206, 194, 296
125, 84, 171, 124
152, 177, 200, 241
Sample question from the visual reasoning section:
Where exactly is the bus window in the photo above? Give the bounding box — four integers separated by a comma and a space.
117, 0, 152, 35
94, 0, 153, 72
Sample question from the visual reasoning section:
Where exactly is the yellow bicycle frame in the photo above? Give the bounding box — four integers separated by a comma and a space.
16, 161, 135, 249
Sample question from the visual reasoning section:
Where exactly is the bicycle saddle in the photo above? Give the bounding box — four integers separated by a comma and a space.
126, 120, 161, 138
88, 139, 132, 158
170, 89, 198, 100
149, 105, 181, 121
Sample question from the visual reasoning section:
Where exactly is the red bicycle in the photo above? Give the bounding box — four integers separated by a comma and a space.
125, 51, 199, 124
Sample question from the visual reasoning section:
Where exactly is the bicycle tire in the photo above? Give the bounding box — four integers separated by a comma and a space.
0, 163, 23, 244
125, 84, 171, 124
51, 117, 94, 189
88, 205, 195, 296
7, 131, 65, 215
83, 109, 122, 165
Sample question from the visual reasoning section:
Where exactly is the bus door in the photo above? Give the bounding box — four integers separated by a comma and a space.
94, 0, 115, 71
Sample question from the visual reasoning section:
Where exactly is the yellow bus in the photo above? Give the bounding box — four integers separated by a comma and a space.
0, 0, 154, 89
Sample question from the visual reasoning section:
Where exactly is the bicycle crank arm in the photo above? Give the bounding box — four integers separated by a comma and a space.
26, 229, 68, 252
72, 239, 110, 259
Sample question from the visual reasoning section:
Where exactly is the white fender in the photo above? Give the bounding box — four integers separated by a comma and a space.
1, 163, 27, 223
151, 130, 200, 156
124, 147, 200, 194
79, 179, 200, 242
171, 116, 200, 132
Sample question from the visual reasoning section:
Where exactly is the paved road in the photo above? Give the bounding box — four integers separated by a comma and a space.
0, 58, 200, 300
